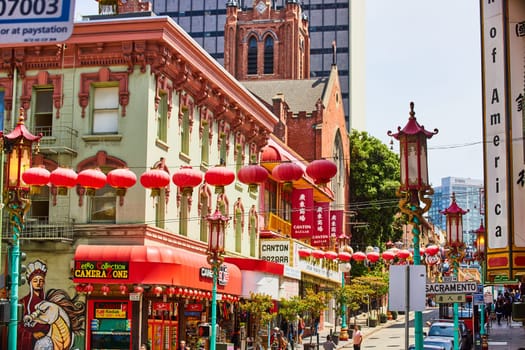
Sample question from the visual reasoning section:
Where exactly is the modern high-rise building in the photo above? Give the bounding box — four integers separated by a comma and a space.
149, 0, 365, 131
427, 177, 484, 247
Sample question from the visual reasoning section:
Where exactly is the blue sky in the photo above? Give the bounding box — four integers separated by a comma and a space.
75, 1, 484, 186
365, 0, 483, 186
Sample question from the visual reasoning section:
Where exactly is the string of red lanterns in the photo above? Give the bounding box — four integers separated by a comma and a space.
74, 283, 240, 302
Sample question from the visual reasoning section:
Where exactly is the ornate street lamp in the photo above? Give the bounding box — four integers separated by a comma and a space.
441, 193, 468, 350
388, 102, 438, 350
337, 234, 352, 340
2, 109, 42, 350
475, 220, 488, 349
207, 208, 229, 350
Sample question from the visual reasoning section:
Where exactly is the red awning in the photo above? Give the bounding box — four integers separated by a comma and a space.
73, 245, 241, 295
224, 256, 284, 275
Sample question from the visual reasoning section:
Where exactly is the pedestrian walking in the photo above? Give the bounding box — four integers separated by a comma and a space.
322, 335, 336, 350
352, 325, 362, 350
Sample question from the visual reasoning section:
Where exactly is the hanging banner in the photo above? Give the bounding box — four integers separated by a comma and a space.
291, 188, 314, 239
311, 201, 330, 247
330, 210, 343, 240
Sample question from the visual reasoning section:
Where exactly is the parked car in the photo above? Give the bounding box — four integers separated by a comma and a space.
423, 336, 454, 350
408, 345, 445, 350
427, 321, 469, 350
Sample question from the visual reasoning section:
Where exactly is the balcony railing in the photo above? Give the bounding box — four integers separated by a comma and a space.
37, 126, 79, 156
266, 212, 291, 237
2, 217, 74, 242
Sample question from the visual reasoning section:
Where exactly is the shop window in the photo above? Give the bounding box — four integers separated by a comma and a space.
157, 92, 168, 143
90, 185, 116, 223
235, 207, 242, 253
200, 118, 210, 166
280, 189, 292, 221
33, 90, 53, 136
264, 36, 274, 74
249, 210, 257, 257
181, 107, 190, 155
179, 195, 188, 236
29, 185, 49, 222
200, 192, 210, 243
264, 179, 278, 216
155, 190, 166, 229
93, 86, 119, 134
247, 36, 258, 75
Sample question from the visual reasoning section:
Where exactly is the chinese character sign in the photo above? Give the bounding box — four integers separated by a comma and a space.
330, 210, 343, 239
311, 201, 330, 247
291, 188, 314, 239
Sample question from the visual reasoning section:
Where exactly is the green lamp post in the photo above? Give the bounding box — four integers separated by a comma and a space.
206, 208, 228, 350
337, 233, 352, 340
388, 102, 438, 350
2, 108, 42, 350
475, 220, 489, 349
441, 193, 468, 350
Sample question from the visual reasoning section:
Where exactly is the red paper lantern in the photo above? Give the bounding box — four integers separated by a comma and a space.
119, 284, 128, 295
167, 287, 176, 297
84, 284, 94, 295
77, 168, 107, 196
154, 286, 163, 297
272, 162, 303, 190
298, 248, 312, 258
205, 165, 235, 193
237, 164, 268, 192
352, 251, 366, 262
311, 249, 325, 259
397, 249, 411, 259
107, 168, 137, 195
172, 166, 203, 195
140, 169, 170, 197
75, 284, 85, 294
425, 245, 439, 256
324, 251, 338, 260
306, 159, 337, 185
22, 166, 50, 187
101, 285, 110, 296
337, 251, 352, 262
382, 250, 396, 261
134, 285, 144, 294
367, 251, 380, 263
49, 167, 78, 195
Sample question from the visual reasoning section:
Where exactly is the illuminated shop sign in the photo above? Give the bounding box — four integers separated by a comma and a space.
200, 265, 229, 286
74, 261, 129, 279
94, 302, 128, 319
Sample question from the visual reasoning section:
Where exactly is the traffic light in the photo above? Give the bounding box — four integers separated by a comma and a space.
19, 251, 27, 286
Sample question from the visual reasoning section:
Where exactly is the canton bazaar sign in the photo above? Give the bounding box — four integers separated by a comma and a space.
260, 240, 290, 264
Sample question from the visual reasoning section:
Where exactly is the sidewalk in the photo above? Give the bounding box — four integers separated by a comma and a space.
298, 311, 410, 349
485, 318, 525, 349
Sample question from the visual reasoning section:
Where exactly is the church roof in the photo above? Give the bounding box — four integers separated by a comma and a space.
242, 76, 329, 114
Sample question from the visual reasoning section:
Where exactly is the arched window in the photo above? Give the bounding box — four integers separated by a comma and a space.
247, 36, 258, 75
264, 36, 274, 74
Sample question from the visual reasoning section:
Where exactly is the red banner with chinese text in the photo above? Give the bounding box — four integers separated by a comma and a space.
291, 188, 314, 239
311, 201, 330, 247
330, 210, 343, 240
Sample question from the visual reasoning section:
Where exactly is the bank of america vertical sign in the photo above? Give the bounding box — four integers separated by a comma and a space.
482, 0, 509, 251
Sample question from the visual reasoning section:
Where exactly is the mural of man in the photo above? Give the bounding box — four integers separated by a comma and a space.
18, 259, 50, 350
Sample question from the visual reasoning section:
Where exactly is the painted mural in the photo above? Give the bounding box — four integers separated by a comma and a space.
18, 259, 86, 350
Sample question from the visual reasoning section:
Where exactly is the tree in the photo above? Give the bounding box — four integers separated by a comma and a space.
240, 292, 276, 348
349, 130, 401, 248
278, 296, 302, 339
298, 289, 328, 343
352, 271, 389, 319
333, 282, 372, 328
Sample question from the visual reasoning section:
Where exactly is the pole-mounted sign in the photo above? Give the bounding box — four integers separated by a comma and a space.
0, 0, 75, 44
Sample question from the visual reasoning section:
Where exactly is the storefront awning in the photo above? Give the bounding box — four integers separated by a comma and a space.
73, 245, 241, 295
225, 256, 283, 275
